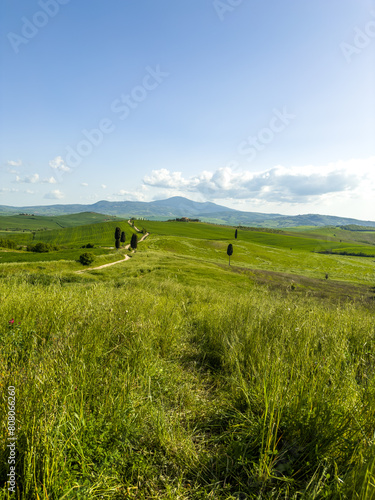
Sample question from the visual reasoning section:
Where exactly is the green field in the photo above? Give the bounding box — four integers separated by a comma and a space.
138, 220, 375, 254
29, 220, 137, 248
0, 216, 375, 498
0, 212, 123, 232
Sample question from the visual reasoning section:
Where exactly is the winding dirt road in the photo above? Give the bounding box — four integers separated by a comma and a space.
76, 230, 149, 273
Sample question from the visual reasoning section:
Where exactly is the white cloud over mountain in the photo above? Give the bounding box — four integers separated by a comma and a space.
44, 190, 64, 200
143, 157, 374, 204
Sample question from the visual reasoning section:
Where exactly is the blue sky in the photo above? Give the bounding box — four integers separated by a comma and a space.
1, 0, 374, 219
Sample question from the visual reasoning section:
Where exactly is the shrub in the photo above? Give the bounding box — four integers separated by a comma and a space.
26, 242, 60, 253
0, 239, 16, 249
79, 252, 95, 266
29, 242, 49, 253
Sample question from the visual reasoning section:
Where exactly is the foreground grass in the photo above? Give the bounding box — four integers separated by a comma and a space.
0, 264, 375, 499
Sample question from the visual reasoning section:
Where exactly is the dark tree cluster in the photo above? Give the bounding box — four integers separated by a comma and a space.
115, 227, 126, 249
0, 239, 17, 249
26, 242, 59, 253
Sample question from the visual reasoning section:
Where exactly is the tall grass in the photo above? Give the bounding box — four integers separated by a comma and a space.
1, 269, 374, 498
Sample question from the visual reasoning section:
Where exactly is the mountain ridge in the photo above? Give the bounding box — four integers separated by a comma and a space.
0, 196, 374, 228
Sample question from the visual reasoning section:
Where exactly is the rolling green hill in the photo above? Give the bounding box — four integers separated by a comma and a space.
0, 217, 375, 499
32, 220, 136, 247
137, 220, 375, 256
1, 214, 375, 499
1, 218, 374, 291
1, 197, 375, 228
0, 212, 123, 232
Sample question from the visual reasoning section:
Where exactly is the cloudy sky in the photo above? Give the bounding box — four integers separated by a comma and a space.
1, 0, 374, 219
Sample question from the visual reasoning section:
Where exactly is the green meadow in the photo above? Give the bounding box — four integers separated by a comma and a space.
0, 212, 123, 232
0, 217, 375, 499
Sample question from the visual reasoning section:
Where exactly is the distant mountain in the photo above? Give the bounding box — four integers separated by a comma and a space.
0, 196, 374, 228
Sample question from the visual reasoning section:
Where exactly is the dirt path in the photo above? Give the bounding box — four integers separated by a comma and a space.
127, 220, 143, 233
76, 232, 149, 273
138, 232, 149, 242
76, 253, 130, 273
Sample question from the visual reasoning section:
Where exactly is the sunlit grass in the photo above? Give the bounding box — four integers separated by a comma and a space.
0, 220, 375, 498
0, 263, 375, 498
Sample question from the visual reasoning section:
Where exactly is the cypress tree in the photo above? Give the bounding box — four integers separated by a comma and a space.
227, 243, 233, 265
130, 233, 138, 250
235, 229, 238, 239
115, 226, 121, 249
120, 231, 126, 243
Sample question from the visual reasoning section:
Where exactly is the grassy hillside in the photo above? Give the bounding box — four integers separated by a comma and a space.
138, 220, 375, 254
0, 219, 374, 284
0, 212, 123, 232
0, 254, 374, 499
0, 219, 135, 266
288, 226, 375, 246
0, 217, 375, 498
32, 220, 134, 247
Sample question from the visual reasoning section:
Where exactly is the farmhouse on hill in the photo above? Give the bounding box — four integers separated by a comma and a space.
169, 217, 201, 222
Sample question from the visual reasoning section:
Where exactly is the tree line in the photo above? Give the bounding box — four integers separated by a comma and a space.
115, 227, 137, 250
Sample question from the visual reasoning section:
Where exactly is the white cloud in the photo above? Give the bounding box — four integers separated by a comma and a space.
0, 188, 19, 194
15, 173, 40, 184
44, 189, 64, 200
143, 157, 374, 204
7, 160, 22, 167
42, 176, 57, 184
81, 182, 89, 187
49, 156, 71, 172
101, 184, 107, 189
114, 189, 146, 201
143, 168, 193, 189
25, 189, 34, 194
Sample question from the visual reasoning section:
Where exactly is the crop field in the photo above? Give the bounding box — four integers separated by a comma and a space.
29, 220, 137, 248
138, 221, 375, 255
0, 212, 123, 232
0, 217, 375, 499
288, 226, 375, 246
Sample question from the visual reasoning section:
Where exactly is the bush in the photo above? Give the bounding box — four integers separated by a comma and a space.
79, 253, 95, 266
0, 239, 17, 249
27, 242, 60, 253
28, 242, 49, 253
81, 243, 94, 249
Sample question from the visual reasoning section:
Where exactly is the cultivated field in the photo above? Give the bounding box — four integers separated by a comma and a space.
0, 215, 375, 499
